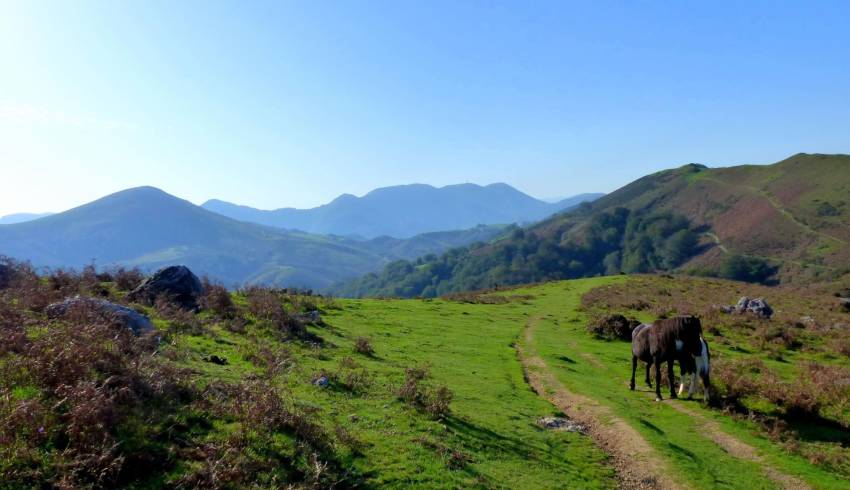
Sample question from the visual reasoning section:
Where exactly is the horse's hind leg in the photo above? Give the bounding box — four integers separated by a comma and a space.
645, 362, 652, 388
630, 356, 637, 391
668, 360, 677, 399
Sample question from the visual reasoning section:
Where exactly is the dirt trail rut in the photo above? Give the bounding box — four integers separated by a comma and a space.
517, 317, 681, 490
667, 403, 810, 490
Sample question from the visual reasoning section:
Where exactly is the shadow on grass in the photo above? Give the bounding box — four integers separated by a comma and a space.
787, 415, 850, 446
639, 418, 665, 435
667, 442, 698, 461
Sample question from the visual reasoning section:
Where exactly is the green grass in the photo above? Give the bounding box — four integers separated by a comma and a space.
10, 272, 847, 488
155, 275, 850, 488
161, 295, 616, 488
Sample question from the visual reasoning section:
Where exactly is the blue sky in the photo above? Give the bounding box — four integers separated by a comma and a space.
2, 1, 849, 216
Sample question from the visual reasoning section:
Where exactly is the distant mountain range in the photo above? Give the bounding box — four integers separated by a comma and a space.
202, 184, 602, 238
0, 187, 519, 288
0, 212, 53, 225
336, 154, 850, 297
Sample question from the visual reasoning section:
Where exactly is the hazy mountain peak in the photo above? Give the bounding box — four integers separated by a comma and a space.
202, 183, 602, 238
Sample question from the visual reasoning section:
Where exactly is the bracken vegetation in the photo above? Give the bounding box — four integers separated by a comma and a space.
0, 257, 371, 488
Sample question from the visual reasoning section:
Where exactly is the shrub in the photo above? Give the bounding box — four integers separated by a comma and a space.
244, 287, 305, 339
426, 385, 454, 419
354, 337, 375, 356
586, 314, 640, 341
396, 366, 453, 418
335, 357, 373, 393
111, 266, 145, 291
200, 279, 237, 319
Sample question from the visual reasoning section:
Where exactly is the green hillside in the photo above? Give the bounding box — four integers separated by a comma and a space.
336, 154, 850, 297
3, 263, 848, 488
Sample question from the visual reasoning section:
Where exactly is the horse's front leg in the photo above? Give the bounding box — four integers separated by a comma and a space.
677, 372, 688, 397
667, 359, 677, 399
630, 356, 637, 391
654, 358, 663, 401
645, 362, 653, 388
688, 367, 698, 399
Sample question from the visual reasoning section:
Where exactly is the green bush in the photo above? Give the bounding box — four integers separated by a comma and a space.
719, 255, 776, 283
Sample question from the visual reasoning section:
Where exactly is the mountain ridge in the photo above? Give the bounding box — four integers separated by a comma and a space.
0, 186, 510, 288
202, 183, 602, 238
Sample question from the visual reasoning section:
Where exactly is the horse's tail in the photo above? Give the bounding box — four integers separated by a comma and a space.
631, 323, 650, 341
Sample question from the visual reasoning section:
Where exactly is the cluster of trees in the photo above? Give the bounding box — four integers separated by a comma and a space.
336, 207, 701, 298
718, 254, 777, 284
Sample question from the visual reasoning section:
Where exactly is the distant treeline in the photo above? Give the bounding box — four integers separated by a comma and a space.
335, 207, 703, 298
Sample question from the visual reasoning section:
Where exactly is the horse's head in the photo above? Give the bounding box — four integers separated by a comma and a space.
679, 316, 703, 356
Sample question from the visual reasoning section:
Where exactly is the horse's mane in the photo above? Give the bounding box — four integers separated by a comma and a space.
651, 316, 703, 356
654, 315, 701, 331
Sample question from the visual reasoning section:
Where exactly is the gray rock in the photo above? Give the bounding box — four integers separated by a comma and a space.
129, 265, 204, 310
46, 296, 154, 335
840, 297, 850, 312
537, 416, 586, 433
728, 297, 773, 318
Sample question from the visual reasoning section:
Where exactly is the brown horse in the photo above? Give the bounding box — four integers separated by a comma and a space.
631, 316, 703, 401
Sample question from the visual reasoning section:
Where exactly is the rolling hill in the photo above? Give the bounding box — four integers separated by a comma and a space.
0, 187, 507, 289
0, 212, 53, 224
336, 153, 850, 297
202, 184, 602, 238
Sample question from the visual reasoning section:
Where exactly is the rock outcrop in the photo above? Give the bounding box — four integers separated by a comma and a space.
46, 296, 154, 335
721, 297, 773, 318
129, 266, 204, 310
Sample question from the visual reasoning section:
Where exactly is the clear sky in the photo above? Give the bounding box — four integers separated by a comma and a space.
2, 1, 849, 216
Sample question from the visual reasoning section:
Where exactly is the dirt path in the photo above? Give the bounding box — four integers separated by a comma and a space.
517, 317, 682, 490
667, 403, 811, 490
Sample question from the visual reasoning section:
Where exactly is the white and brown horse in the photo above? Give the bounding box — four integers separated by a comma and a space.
678, 336, 711, 400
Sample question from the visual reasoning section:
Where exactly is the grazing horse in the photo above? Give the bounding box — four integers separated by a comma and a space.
678, 336, 711, 401
630, 316, 703, 401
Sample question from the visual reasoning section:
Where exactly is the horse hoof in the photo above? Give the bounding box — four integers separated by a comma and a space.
655, 397, 662, 402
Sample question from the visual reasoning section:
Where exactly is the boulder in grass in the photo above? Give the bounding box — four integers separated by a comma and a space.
537, 417, 586, 433
46, 296, 154, 335
129, 265, 204, 310
722, 297, 773, 319
202, 354, 228, 365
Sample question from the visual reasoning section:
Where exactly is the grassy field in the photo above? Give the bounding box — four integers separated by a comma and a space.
2, 265, 849, 488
